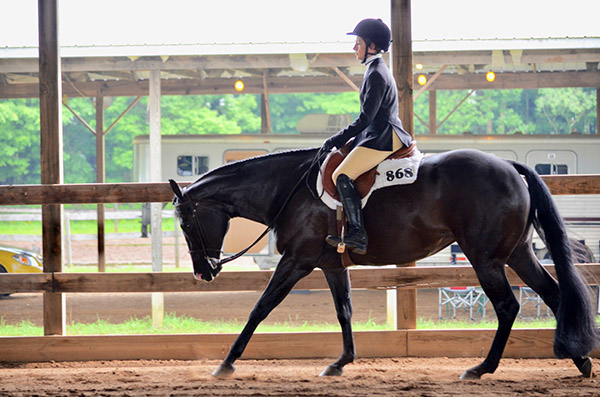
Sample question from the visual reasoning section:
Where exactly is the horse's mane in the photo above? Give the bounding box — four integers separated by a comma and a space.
183, 147, 319, 200
181, 146, 320, 213
198, 147, 318, 180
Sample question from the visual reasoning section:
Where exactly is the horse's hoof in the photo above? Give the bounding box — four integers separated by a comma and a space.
459, 369, 481, 380
212, 362, 235, 378
320, 365, 343, 376
576, 357, 593, 378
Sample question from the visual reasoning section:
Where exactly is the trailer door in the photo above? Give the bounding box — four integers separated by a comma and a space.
526, 150, 577, 175
223, 149, 269, 254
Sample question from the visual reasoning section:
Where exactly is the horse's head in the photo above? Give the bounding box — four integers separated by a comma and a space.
169, 179, 230, 282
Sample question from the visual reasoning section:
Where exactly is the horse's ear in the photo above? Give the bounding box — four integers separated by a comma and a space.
169, 179, 184, 201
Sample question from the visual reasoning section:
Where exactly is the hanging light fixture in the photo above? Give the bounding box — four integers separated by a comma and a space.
234, 80, 245, 92
486, 70, 496, 82
417, 74, 427, 86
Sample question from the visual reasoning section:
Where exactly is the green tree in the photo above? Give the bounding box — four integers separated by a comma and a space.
535, 88, 596, 134
161, 95, 249, 135
0, 99, 41, 184
414, 89, 535, 135
62, 97, 96, 183
269, 92, 359, 133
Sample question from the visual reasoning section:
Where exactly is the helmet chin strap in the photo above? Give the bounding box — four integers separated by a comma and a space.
360, 39, 381, 64
361, 50, 380, 64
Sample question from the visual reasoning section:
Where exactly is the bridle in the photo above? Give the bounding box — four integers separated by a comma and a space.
175, 199, 227, 277
175, 149, 329, 273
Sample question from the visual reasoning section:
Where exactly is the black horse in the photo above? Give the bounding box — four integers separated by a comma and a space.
169, 147, 598, 380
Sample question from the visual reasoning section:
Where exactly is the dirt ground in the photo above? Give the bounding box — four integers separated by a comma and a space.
2, 238, 594, 396
1, 358, 598, 396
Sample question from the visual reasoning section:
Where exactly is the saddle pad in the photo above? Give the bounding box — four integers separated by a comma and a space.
316, 147, 424, 210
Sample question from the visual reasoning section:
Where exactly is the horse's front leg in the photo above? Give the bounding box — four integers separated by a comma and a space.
320, 268, 355, 376
212, 258, 313, 378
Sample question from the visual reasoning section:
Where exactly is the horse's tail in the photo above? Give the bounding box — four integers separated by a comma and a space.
510, 161, 599, 358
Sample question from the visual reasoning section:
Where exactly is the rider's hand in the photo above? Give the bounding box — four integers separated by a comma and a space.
321, 134, 345, 154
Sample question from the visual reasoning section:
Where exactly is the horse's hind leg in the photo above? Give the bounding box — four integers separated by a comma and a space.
460, 260, 520, 380
507, 243, 594, 377
320, 268, 355, 376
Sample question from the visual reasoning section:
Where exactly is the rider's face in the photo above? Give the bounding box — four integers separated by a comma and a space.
353, 37, 367, 60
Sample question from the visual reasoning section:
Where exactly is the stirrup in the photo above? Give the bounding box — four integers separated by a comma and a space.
326, 234, 346, 253
326, 232, 367, 255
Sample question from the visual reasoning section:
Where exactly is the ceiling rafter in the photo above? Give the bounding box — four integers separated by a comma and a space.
1, 45, 598, 99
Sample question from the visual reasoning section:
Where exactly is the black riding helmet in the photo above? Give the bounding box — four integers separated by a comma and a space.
347, 18, 391, 63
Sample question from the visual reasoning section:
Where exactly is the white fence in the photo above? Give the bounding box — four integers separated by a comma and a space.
0, 208, 179, 266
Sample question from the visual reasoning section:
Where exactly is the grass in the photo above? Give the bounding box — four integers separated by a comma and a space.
418, 317, 557, 330
65, 262, 258, 273
0, 314, 562, 337
0, 218, 175, 235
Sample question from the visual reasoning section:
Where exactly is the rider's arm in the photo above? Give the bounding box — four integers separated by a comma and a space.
329, 70, 386, 147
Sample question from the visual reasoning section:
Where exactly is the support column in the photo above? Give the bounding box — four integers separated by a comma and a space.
261, 71, 272, 133
391, 0, 414, 137
596, 88, 600, 135
429, 90, 437, 134
38, 0, 65, 336
149, 69, 164, 328
96, 96, 106, 272
389, 0, 417, 330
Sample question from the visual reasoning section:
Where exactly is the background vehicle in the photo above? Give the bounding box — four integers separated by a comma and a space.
0, 245, 43, 297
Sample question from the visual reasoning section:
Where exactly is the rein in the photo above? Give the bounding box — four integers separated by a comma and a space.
181, 149, 328, 269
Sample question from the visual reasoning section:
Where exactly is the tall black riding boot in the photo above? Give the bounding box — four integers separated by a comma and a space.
326, 174, 368, 255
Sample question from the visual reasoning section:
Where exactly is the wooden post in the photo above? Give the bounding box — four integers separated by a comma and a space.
64, 213, 72, 267
174, 214, 180, 268
149, 69, 164, 328
391, 0, 414, 137
596, 88, 600, 135
96, 96, 106, 272
261, 71, 272, 133
389, 0, 417, 330
429, 90, 437, 134
38, 0, 65, 336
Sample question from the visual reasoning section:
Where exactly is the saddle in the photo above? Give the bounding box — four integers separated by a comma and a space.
322, 141, 418, 201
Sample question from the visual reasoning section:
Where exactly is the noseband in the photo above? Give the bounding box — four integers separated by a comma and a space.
176, 200, 224, 276
176, 199, 271, 276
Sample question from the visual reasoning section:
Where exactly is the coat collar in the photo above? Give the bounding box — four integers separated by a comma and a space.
363, 53, 382, 67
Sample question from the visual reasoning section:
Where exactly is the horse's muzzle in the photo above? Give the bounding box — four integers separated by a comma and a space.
194, 272, 210, 282
193, 257, 222, 282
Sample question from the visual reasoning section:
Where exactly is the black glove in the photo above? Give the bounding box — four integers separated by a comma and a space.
321, 134, 345, 153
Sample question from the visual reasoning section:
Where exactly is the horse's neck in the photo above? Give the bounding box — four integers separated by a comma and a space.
189, 150, 313, 225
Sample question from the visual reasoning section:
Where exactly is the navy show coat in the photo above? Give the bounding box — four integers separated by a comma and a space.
333, 57, 412, 151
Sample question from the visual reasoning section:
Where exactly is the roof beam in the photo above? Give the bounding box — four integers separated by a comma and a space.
1, 70, 599, 99
423, 70, 600, 90
2, 48, 599, 74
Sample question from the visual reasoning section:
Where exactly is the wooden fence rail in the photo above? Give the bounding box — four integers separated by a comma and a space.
0, 174, 599, 206
1, 264, 600, 294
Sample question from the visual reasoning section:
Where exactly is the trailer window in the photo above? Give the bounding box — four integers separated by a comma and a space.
534, 163, 569, 175
195, 156, 209, 175
177, 156, 193, 176
177, 155, 209, 176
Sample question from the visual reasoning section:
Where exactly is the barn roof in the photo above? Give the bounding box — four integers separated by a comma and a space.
1, 36, 599, 99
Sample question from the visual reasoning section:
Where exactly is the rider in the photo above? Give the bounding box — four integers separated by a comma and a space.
321, 18, 412, 255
